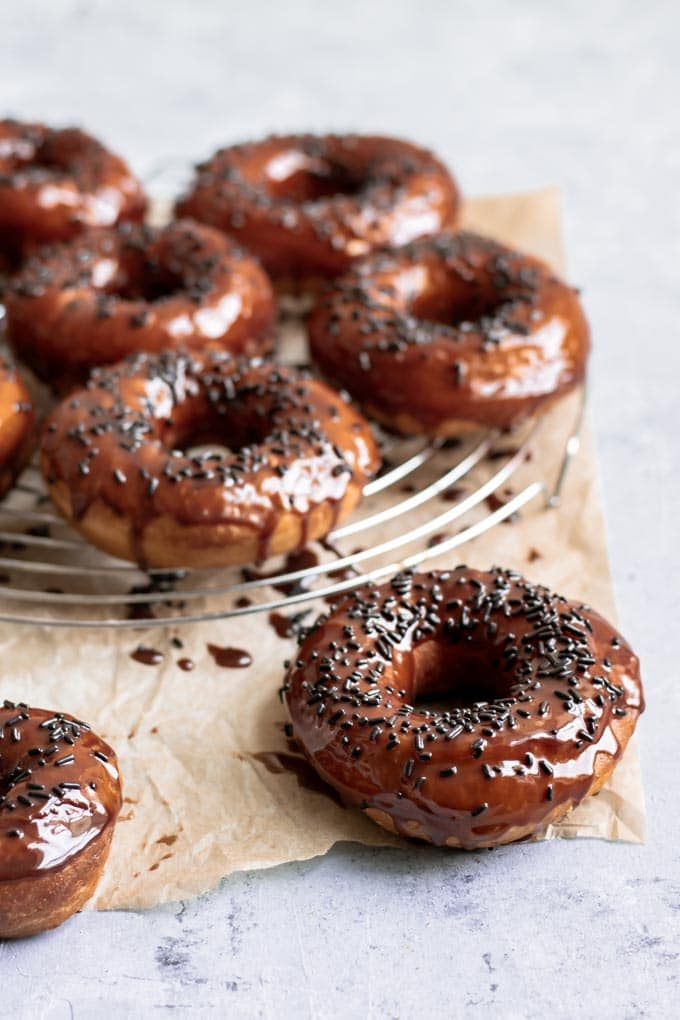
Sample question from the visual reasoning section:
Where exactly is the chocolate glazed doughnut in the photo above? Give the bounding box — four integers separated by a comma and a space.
308, 232, 590, 434
176, 134, 460, 288
41, 350, 380, 568
5, 219, 276, 391
0, 119, 145, 269
284, 567, 643, 849
0, 356, 34, 498
0, 700, 122, 939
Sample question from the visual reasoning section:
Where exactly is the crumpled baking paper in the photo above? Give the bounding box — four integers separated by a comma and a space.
0, 188, 645, 910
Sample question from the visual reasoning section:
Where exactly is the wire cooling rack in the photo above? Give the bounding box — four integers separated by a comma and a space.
0, 162, 586, 628
0, 382, 586, 628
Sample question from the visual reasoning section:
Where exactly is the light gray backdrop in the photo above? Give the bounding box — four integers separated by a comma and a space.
1, 2, 678, 1017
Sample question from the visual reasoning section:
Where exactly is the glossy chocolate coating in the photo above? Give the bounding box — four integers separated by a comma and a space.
5, 219, 276, 391
0, 701, 122, 881
0, 355, 35, 498
308, 232, 590, 434
284, 567, 643, 849
176, 134, 460, 283
0, 119, 145, 264
40, 349, 380, 568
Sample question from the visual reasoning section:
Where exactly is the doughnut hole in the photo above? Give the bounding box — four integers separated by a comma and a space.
5, 133, 71, 175
95, 248, 189, 303
10, 129, 101, 186
159, 388, 276, 457
106, 260, 185, 302
377, 259, 525, 331
263, 150, 362, 202
409, 636, 508, 711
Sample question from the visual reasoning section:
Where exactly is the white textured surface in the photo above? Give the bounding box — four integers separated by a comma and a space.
1, 1, 678, 1017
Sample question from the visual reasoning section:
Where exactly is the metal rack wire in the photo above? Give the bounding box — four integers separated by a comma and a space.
0, 387, 585, 628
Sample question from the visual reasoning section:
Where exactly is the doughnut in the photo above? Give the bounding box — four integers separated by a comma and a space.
0, 356, 34, 498
283, 566, 643, 849
0, 700, 122, 939
0, 119, 145, 253
0, 118, 145, 270
308, 232, 590, 434
5, 219, 276, 391
40, 349, 380, 568
175, 134, 460, 289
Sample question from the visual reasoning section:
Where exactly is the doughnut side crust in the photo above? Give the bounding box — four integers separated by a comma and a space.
44, 477, 366, 569
0, 823, 115, 939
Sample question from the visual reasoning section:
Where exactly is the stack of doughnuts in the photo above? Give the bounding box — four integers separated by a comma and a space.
0, 118, 642, 929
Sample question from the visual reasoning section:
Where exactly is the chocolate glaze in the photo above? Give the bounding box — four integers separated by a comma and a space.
207, 644, 252, 668
324, 562, 361, 605
126, 572, 184, 620
130, 645, 164, 666
0, 700, 122, 880
0, 356, 35, 498
244, 547, 319, 596
327, 564, 359, 581
308, 232, 590, 434
5, 219, 276, 390
268, 610, 312, 639
0, 119, 145, 264
251, 730, 344, 806
176, 134, 460, 285
177, 657, 195, 672
488, 446, 523, 460
441, 485, 466, 503
40, 349, 380, 568
319, 536, 346, 558
485, 489, 520, 523
283, 566, 643, 849
126, 601, 156, 622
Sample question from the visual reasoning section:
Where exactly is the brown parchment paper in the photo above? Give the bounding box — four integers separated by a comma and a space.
0, 188, 645, 911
